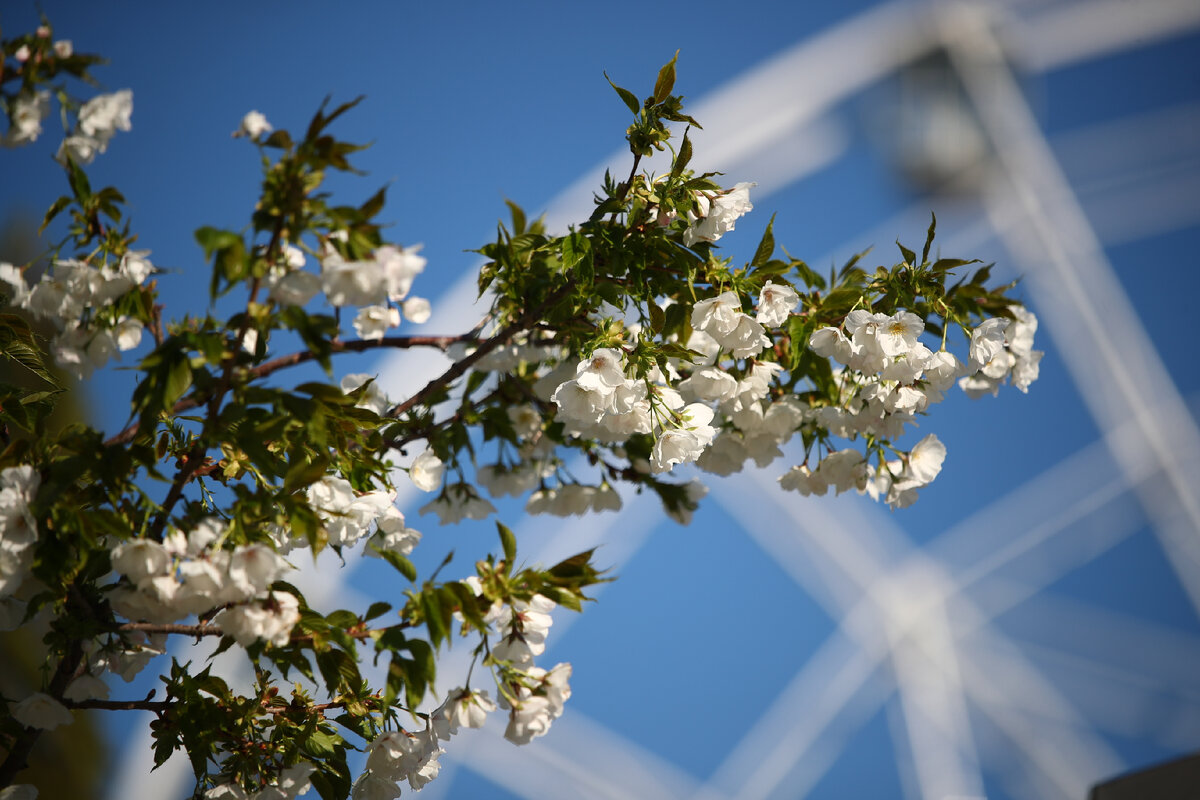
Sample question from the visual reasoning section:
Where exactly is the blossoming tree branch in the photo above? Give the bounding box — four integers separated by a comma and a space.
0, 24, 1041, 800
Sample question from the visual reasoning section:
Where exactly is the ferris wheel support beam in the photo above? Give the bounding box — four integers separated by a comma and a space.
937, 1, 1200, 617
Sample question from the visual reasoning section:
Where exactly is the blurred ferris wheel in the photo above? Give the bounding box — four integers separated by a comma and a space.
117, 1, 1200, 798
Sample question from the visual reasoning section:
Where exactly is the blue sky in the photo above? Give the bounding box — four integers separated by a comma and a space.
4, 2, 1200, 799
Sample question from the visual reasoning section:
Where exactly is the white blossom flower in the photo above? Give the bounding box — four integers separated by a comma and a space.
340, 373, 390, 415
679, 366, 739, 403
877, 311, 925, 357
755, 280, 799, 327
63, 674, 109, 702
350, 773, 401, 800
779, 464, 828, 496
401, 296, 431, 323
0, 263, 29, 307
59, 90, 133, 163
502, 662, 572, 745
364, 728, 441, 789
226, 543, 289, 599
409, 449, 444, 492
691, 291, 742, 339
3, 90, 50, 147
119, 250, 155, 285
234, 110, 272, 139
419, 485, 495, 525
683, 182, 755, 247
268, 270, 321, 307
817, 449, 867, 495
376, 245, 426, 302
477, 463, 540, 498
321, 254, 387, 307
204, 783, 248, 800
507, 405, 543, 439
79, 90, 133, 142
353, 304, 400, 340
366, 507, 422, 557
111, 539, 172, 583
574, 348, 627, 395
433, 688, 496, 737
504, 695, 555, 744
112, 317, 143, 351
215, 591, 300, 648
697, 432, 749, 476
1012, 350, 1043, 392
0, 596, 27, 631
721, 314, 770, 358
968, 317, 1009, 368
905, 433, 946, 486
551, 379, 611, 424
11, 692, 73, 730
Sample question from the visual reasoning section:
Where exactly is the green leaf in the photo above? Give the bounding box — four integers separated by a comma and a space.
446, 581, 487, 630
262, 129, 294, 150
497, 521, 517, 571
384, 655, 407, 707
194, 226, 243, 259
164, 353, 193, 408
403, 638, 435, 710
420, 588, 448, 649
283, 455, 330, 493
931, 258, 981, 275
364, 601, 392, 622
670, 131, 693, 182
304, 729, 342, 758
604, 72, 641, 116
649, 301, 666, 334
505, 199, 526, 236
896, 240, 916, 267
653, 51, 679, 105
373, 547, 417, 582
65, 157, 92, 202
0, 314, 62, 388
751, 214, 777, 268
922, 211, 937, 264
40, 195, 73, 235
359, 185, 388, 220
561, 231, 592, 279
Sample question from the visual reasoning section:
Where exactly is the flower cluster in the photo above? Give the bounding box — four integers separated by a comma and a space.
959, 306, 1043, 397
499, 663, 573, 745
550, 347, 718, 473
1, 253, 151, 380
2, 89, 51, 147
0, 467, 40, 600
2, 27, 78, 148
203, 764, 316, 800
108, 519, 293, 628
354, 729, 442, 799
791, 308, 1039, 506
682, 182, 756, 247
321, 242, 431, 341
59, 89, 133, 164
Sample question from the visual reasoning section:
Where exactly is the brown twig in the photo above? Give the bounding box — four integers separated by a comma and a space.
386, 286, 573, 420
103, 333, 475, 448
